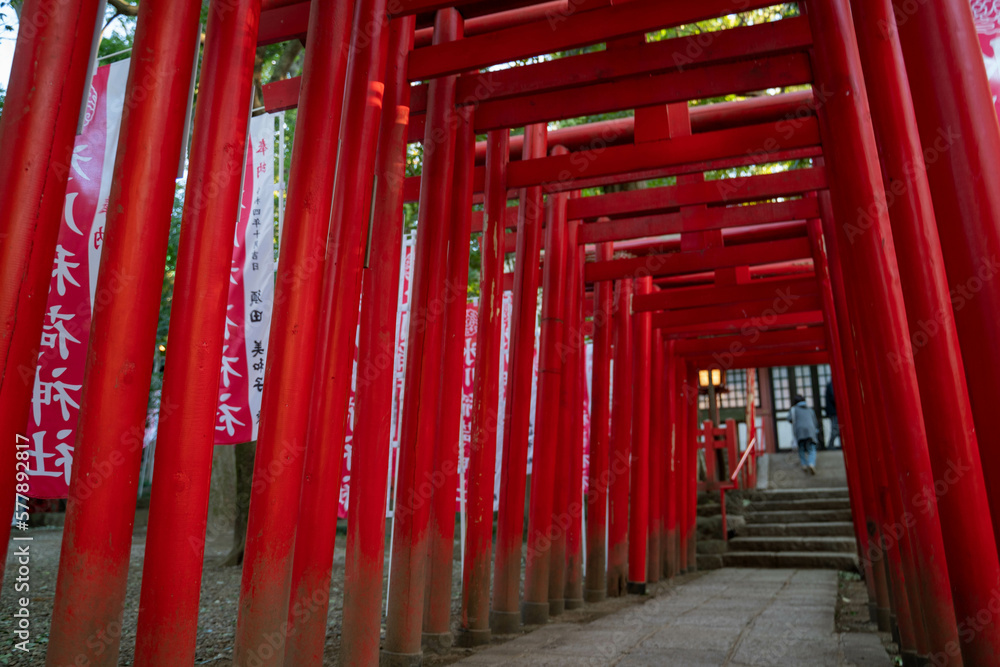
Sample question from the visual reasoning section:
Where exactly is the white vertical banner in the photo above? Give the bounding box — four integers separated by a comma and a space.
215, 113, 277, 444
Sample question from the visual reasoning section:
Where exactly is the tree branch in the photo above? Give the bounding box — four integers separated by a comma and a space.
107, 0, 139, 17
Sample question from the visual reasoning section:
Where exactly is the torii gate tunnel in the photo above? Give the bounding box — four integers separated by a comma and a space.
2, 0, 1000, 665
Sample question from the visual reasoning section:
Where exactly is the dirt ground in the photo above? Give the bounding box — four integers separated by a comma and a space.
0, 525, 704, 666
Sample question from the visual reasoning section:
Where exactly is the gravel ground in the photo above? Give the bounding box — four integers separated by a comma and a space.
0, 523, 690, 666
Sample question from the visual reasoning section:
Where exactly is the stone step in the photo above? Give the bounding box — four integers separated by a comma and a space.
728, 536, 857, 553
739, 521, 856, 537
723, 550, 859, 571
697, 539, 728, 555
747, 498, 852, 512
750, 487, 850, 502
697, 554, 724, 570
746, 509, 853, 524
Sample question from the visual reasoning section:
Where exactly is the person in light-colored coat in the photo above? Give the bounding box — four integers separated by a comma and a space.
789, 394, 819, 475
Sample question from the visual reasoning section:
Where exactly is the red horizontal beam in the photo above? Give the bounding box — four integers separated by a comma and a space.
685, 349, 829, 370
674, 327, 826, 356
651, 293, 823, 330
660, 310, 824, 338
473, 53, 812, 131
604, 220, 808, 258
258, 2, 309, 46
508, 118, 821, 189
585, 237, 812, 282
648, 261, 815, 290
411, 16, 810, 113
554, 147, 823, 195
391, 0, 549, 18
570, 167, 826, 221
635, 276, 820, 313
407, 0, 785, 80
578, 199, 818, 245
413, 2, 568, 47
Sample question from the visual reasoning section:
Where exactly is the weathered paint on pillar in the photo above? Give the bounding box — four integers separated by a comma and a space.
523, 150, 570, 624
805, 0, 961, 657
285, 0, 392, 662
491, 122, 547, 635
339, 16, 415, 667
628, 275, 652, 594
584, 243, 614, 603
563, 217, 585, 611
232, 0, 354, 660
648, 329, 665, 584
134, 0, 262, 662
459, 128, 510, 646
384, 9, 463, 664
852, 2, 1000, 662
45, 2, 202, 664
423, 102, 476, 648
608, 279, 633, 597
892, 0, 1000, 552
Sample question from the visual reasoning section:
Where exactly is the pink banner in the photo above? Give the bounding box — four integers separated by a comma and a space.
27, 60, 130, 498
972, 1, 1000, 118
215, 114, 277, 444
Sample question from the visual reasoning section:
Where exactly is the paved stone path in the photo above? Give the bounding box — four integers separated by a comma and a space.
458, 568, 890, 666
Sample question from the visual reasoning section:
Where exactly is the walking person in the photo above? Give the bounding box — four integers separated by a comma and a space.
789, 394, 819, 475
825, 380, 840, 449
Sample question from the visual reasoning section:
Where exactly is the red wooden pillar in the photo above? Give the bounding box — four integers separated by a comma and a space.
607, 279, 633, 597
702, 420, 717, 491
628, 276, 652, 594
825, 184, 925, 652
677, 363, 691, 574
856, 295, 928, 659
686, 366, 699, 571
284, 0, 392, 662
563, 218, 585, 610
459, 128, 510, 647
892, 0, 1000, 550
231, 0, 354, 660
423, 103, 476, 648
663, 339, 679, 578
820, 192, 927, 657
820, 197, 896, 635
805, 0, 960, 655
491, 123, 547, 634
45, 2, 202, 664
647, 329, 665, 584
0, 0, 104, 580
133, 0, 261, 662
384, 9, 462, 664
806, 218, 883, 622
724, 419, 738, 486
584, 242, 614, 603
339, 15, 415, 667
852, 3, 1000, 661
523, 151, 570, 624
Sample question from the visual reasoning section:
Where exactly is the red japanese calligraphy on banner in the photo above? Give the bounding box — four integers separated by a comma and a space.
27, 60, 130, 498
971, 0, 1000, 118
215, 114, 277, 444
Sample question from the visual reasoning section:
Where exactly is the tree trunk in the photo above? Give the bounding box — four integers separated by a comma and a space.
222, 440, 256, 566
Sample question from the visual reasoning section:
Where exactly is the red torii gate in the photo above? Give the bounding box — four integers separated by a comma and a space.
2, 0, 1000, 666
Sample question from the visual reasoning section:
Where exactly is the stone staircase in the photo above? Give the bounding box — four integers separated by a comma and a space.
723, 487, 859, 570
696, 451, 861, 571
